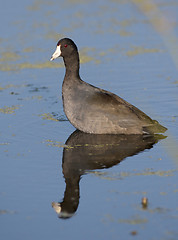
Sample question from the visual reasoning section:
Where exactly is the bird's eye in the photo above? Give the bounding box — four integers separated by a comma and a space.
64, 44, 68, 48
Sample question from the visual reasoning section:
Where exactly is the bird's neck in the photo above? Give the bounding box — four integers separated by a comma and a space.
63, 53, 80, 79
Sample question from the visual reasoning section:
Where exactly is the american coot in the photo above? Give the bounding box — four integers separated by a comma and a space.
50, 38, 167, 134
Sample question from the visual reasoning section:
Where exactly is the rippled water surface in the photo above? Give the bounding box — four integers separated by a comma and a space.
0, 0, 177, 239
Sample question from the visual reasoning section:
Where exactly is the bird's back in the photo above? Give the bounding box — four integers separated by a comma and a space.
62, 78, 167, 134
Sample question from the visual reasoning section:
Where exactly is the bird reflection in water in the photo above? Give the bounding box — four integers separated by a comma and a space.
52, 130, 166, 219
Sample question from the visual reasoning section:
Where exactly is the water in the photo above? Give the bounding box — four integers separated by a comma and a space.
0, 0, 177, 239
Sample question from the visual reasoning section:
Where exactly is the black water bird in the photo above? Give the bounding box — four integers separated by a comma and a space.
50, 38, 167, 134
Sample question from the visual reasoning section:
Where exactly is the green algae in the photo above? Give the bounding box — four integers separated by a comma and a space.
79, 48, 95, 63
0, 61, 63, 71
44, 139, 66, 148
31, 95, 43, 100
0, 143, 9, 146
126, 46, 163, 57
118, 217, 148, 224
103, 214, 148, 224
45, 32, 64, 41
172, 81, 178, 84
39, 113, 59, 122
0, 105, 20, 114
119, 29, 133, 37
22, 47, 36, 53
0, 84, 20, 91
0, 52, 21, 62
90, 168, 177, 180
18, 95, 43, 101
27, 0, 53, 11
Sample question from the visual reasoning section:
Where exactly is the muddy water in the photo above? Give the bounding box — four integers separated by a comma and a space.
0, 0, 177, 239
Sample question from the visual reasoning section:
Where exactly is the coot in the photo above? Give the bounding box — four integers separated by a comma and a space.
50, 38, 167, 134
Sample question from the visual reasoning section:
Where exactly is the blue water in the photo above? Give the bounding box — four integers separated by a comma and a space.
0, 0, 177, 239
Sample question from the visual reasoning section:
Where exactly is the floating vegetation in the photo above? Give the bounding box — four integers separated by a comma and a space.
0, 84, 21, 91
103, 214, 148, 224
45, 32, 64, 41
147, 207, 170, 214
22, 47, 36, 53
44, 139, 66, 148
31, 95, 43, 100
0, 142, 9, 146
38, 113, 59, 122
126, 46, 163, 57
119, 29, 133, 37
0, 52, 21, 62
118, 217, 148, 224
0, 105, 20, 114
90, 168, 177, 180
0, 61, 63, 72
27, 0, 53, 11
79, 47, 95, 63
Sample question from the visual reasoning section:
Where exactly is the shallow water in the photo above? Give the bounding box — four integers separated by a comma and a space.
0, 0, 178, 239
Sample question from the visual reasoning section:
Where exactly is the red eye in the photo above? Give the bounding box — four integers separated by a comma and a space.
64, 44, 68, 48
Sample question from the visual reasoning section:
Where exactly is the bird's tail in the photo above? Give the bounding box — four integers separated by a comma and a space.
143, 120, 167, 134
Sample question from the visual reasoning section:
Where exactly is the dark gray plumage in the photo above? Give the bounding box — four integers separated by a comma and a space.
50, 38, 167, 134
